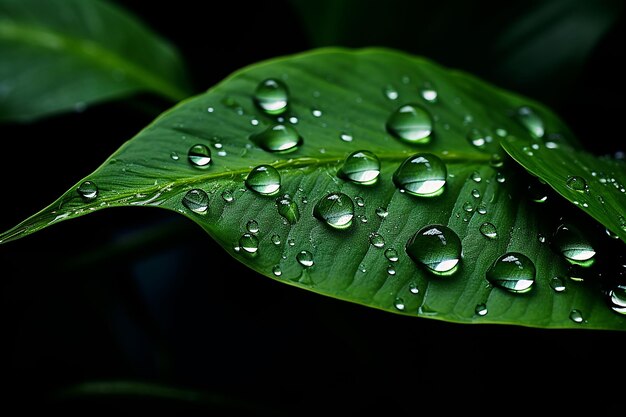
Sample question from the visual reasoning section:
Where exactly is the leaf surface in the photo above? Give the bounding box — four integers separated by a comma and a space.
0, 0, 191, 122
2, 47, 624, 330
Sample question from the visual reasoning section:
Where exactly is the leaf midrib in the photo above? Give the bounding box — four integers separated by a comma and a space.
0, 18, 187, 101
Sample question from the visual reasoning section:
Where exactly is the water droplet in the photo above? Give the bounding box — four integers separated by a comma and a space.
311, 108, 323, 117
553, 223, 596, 264
606, 228, 619, 239
77, 180, 98, 200
515, 106, 544, 138
221, 190, 234, 203
182, 189, 209, 214
249, 124, 302, 153
271, 234, 281, 245
476, 204, 487, 215
479, 222, 498, 239
338, 150, 381, 185
408, 282, 419, 294
420, 82, 438, 103
275, 194, 300, 225
245, 165, 281, 196
253, 78, 289, 115
490, 154, 504, 168
475, 303, 488, 316
393, 153, 447, 196
387, 265, 396, 275
470, 171, 482, 183
467, 128, 489, 149
406, 225, 462, 275
383, 84, 399, 100
471, 189, 481, 198
462, 201, 474, 212
246, 219, 259, 234
606, 284, 626, 315
296, 250, 314, 267
313, 192, 354, 229
188, 144, 212, 167
486, 252, 536, 293
355, 196, 365, 207
569, 309, 584, 323
394, 297, 405, 310
566, 175, 588, 193
386, 104, 433, 143
527, 181, 549, 203
550, 276, 566, 292
385, 248, 399, 262
376, 207, 389, 219
170, 151, 179, 161
538, 233, 546, 243
239, 232, 259, 254
272, 265, 282, 276
369, 232, 385, 248
496, 172, 506, 183
340, 132, 353, 142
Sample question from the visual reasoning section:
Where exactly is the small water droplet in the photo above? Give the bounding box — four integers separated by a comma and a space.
470, 171, 482, 183
253, 78, 289, 115
606, 284, 626, 315
275, 194, 300, 224
338, 150, 381, 185
409, 282, 419, 294
375, 207, 389, 219
311, 108, 323, 117
515, 106, 544, 138
385, 248, 399, 262
221, 190, 234, 202
271, 234, 281, 245
606, 228, 619, 239
355, 196, 365, 207
475, 303, 488, 316
467, 128, 489, 150
207, 107, 215, 113
490, 154, 504, 168
246, 219, 259, 234
369, 232, 385, 248
550, 276, 566, 292
420, 82, 438, 103
188, 144, 212, 167
296, 250, 314, 267
479, 222, 498, 239
249, 124, 302, 153
471, 189, 481, 198
77, 180, 98, 200
486, 252, 535, 293
476, 204, 488, 215
182, 189, 209, 214
406, 225, 462, 275
386, 104, 433, 143
313, 192, 354, 229
527, 181, 549, 203
245, 165, 281, 196
383, 84, 399, 100
566, 175, 589, 193
170, 151, 179, 161
394, 297, 405, 310
496, 172, 506, 183
462, 201, 474, 212
239, 232, 259, 254
538, 233, 546, 243
272, 265, 282, 276
340, 132, 353, 142
569, 309, 584, 323
387, 265, 396, 275
393, 153, 447, 197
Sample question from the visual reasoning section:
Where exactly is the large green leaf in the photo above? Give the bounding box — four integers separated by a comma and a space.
1, 47, 624, 330
0, 0, 191, 122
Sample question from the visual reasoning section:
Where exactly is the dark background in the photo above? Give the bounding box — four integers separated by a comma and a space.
0, 0, 624, 415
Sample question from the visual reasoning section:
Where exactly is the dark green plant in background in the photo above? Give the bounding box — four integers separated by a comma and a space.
1, 0, 624, 415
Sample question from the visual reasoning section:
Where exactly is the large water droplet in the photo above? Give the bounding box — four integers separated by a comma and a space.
515, 106, 544, 138
296, 250, 314, 267
552, 223, 596, 264
569, 309, 584, 323
249, 124, 302, 153
275, 194, 300, 224
606, 283, 626, 315
394, 297, 405, 311
386, 104, 433, 143
338, 150, 381, 185
406, 225, 462, 275
239, 232, 259, 254
313, 192, 354, 229
369, 232, 385, 248
550, 276, 566, 292
182, 189, 209, 214
77, 180, 98, 200
486, 252, 536, 293
479, 222, 498, 239
385, 248, 399, 262
393, 153, 447, 196
475, 303, 488, 316
253, 78, 289, 115
188, 144, 212, 167
245, 165, 281, 196
566, 175, 589, 193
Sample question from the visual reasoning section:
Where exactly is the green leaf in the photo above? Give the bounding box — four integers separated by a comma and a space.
501, 135, 626, 242
0, 0, 191, 122
1, 47, 624, 330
